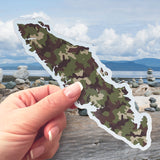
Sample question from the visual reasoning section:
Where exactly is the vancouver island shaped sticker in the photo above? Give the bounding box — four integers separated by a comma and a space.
14, 18, 152, 150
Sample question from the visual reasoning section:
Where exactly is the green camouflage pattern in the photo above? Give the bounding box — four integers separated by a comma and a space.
15, 20, 152, 150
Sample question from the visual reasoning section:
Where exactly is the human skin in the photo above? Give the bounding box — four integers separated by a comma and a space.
0, 82, 82, 160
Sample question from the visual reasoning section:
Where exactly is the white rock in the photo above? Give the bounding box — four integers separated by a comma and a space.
0, 68, 3, 83
138, 77, 143, 85
17, 65, 28, 70
132, 84, 149, 96
13, 66, 29, 80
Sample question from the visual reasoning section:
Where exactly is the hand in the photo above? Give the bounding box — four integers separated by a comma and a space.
0, 82, 82, 160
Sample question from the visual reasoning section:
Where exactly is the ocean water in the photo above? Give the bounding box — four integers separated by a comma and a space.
112, 71, 160, 78
3, 70, 50, 77
2, 70, 160, 79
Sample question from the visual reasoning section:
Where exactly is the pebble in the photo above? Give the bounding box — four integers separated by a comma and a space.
149, 97, 156, 103
138, 77, 143, 85
25, 79, 31, 85
32, 78, 46, 87
0, 83, 6, 89
132, 82, 139, 88
147, 68, 153, 74
144, 91, 152, 97
16, 84, 30, 90
17, 65, 28, 70
15, 78, 25, 85
152, 91, 160, 95
135, 102, 139, 111
0, 94, 3, 99
0, 68, 3, 83
148, 82, 160, 87
5, 81, 16, 89
78, 109, 88, 116
156, 107, 160, 111
49, 80, 59, 86
114, 77, 120, 83
145, 107, 156, 112
150, 102, 158, 108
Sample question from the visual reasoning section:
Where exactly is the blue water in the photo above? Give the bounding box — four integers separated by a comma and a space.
112, 71, 160, 78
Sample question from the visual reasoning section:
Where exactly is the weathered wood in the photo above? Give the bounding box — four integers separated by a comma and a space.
51, 112, 160, 160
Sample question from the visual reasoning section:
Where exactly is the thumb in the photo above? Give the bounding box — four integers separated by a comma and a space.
21, 82, 83, 130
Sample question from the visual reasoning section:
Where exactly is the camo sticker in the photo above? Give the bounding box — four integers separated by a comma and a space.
14, 18, 152, 150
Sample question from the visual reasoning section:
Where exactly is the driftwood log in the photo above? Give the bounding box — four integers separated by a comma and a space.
51, 112, 160, 160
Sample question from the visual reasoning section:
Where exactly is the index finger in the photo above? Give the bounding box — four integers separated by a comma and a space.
14, 85, 61, 105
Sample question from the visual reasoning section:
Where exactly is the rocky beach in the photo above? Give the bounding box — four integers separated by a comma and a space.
0, 66, 160, 114
0, 66, 58, 103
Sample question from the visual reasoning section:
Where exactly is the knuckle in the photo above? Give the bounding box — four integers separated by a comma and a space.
45, 95, 59, 108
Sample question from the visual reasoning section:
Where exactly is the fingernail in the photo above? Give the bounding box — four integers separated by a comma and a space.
48, 126, 60, 141
64, 82, 83, 98
30, 145, 45, 159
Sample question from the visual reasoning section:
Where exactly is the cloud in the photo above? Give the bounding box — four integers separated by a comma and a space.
0, 12, 51, 59
0, 57, 36, 64
21, 12, 50, 20
1, 12, 160, 64
53, 23, 91, 43
0, 20, 20, 48
94, 24, 160, 60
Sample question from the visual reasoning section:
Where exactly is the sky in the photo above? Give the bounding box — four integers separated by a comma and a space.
0, 0, 160, 65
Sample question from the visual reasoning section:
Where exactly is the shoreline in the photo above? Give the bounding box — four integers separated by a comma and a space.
1, 73, 160, 113
2, 75, 51, 82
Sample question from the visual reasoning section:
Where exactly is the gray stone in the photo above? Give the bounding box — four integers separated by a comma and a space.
78, 109, 88, 116
16, 84, 30, 90
156, 107, 160, 111
132, 82, 139, 88
147, 75, 155, 82
133, 84, 150, 96
152, 91, 160, 95
149, 97, 158, 109
128, 80, 133, 87
148, 82, 160, 87
120, 80, 126, 83
49, 80, 59, 86
13, 66, 29, 80
144, 91, 152, 97
135, 102, 139, 111
25, 79, 31, 85
145, 107, 156, 112
15, 78, 25, 84
132, 78, 136, 82
147, 68, 153, 74
0, 94, 3, 100
0, 68, 3, 83
5, 81, 16, 89
138, 77, 143, 85
17, 65, 28, 70
32, 78, 46, 87
147, 68, 156, 82
149, 97, 156, 103
113, 77, 120, 83
150, 102, 158, 109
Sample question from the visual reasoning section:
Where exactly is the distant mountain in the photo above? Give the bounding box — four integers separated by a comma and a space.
1, 58, 160, 71
101, 58, 160, 71
134, 58, 160, 67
